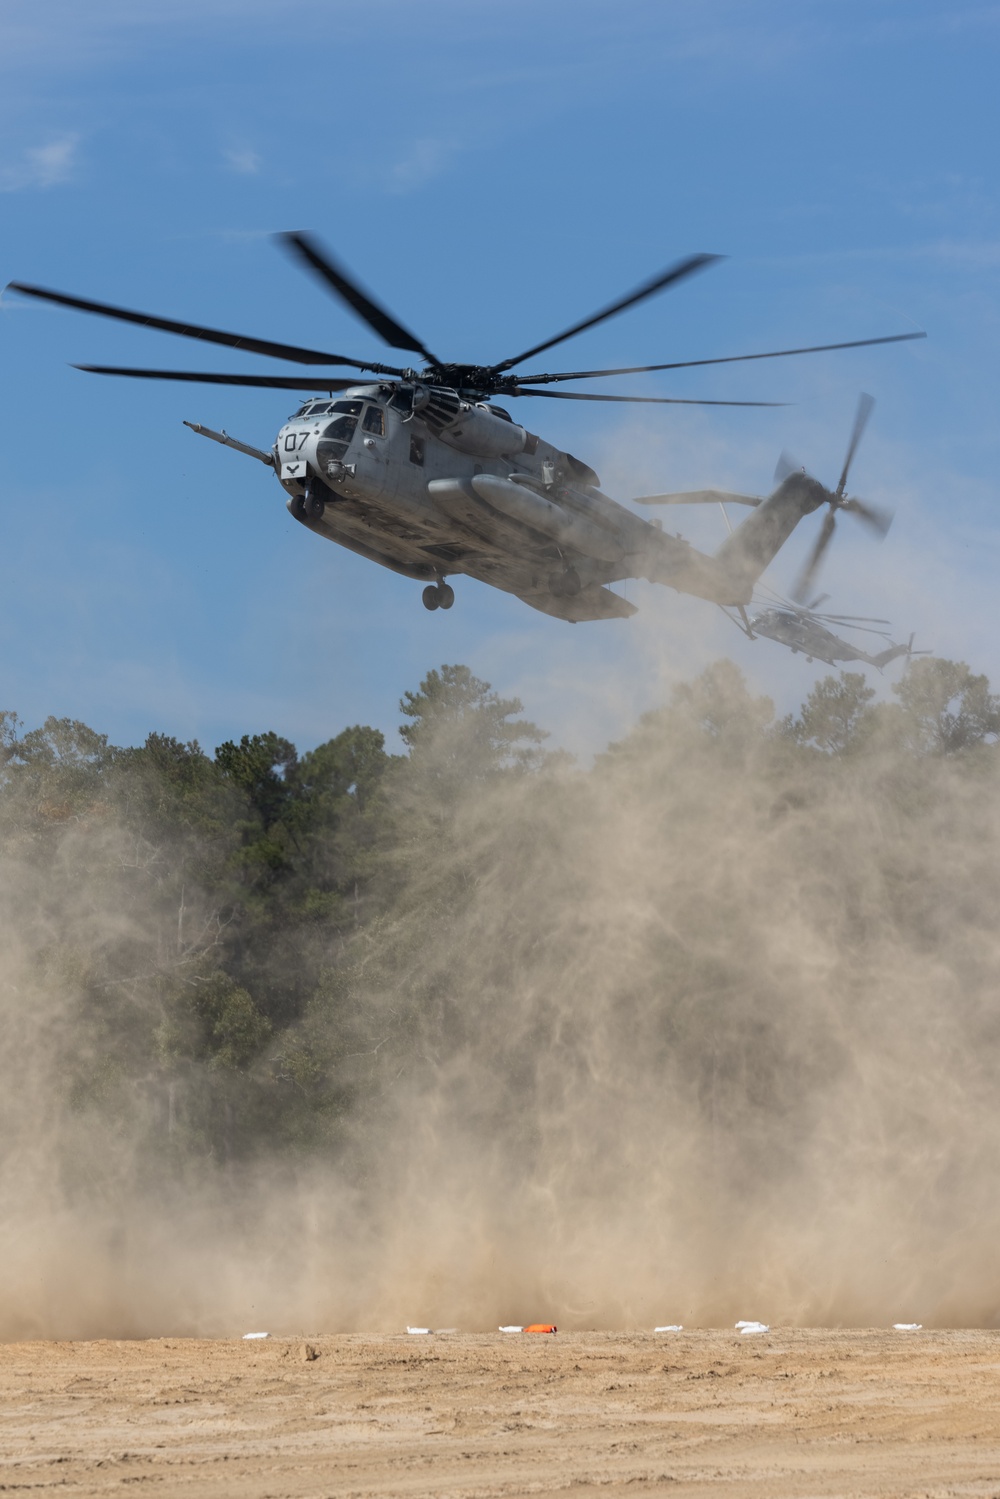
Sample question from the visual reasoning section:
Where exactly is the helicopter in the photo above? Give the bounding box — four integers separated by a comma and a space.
735, 595, 923, 670
6, 236, 924, 624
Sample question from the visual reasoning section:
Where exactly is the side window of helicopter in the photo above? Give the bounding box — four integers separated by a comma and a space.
362, 405, 386, 437
409, 434, 425, 466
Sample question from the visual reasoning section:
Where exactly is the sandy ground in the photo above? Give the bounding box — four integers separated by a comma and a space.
2, 1330, 1000, 1497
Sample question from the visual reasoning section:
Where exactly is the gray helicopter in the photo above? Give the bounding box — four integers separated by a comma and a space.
7, 236, 923, 624
736, 595, 921, 670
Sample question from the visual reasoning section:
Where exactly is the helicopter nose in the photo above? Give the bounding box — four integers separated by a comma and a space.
276, 425, 312, 485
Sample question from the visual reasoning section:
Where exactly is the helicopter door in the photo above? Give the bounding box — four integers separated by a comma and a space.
358, 403, 389, 481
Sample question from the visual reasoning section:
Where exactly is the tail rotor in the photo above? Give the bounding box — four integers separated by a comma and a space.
790, 393, 893, 603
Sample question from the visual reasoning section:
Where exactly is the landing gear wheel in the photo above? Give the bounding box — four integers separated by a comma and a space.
288, 492, 306, 522
422, 584, 441, 611
437, 583, 455, 610
304, 480, 325, 522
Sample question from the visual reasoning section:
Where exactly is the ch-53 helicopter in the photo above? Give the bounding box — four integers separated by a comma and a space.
6, 235, 923, 624
734, 591, 923, 670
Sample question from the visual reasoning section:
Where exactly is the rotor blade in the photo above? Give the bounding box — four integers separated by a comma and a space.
808, 593, 829, 611
633, 489, 761, 507
514, 388, 784, 407
490, 253, 721, 375
836, 391, 875, 496
814, 612, 891, 625
513, 331, 926, 385
5, 281, 385, 369
792, 511, 838, 603
821, 622, 895, 639
774, 450, 803, 484
841, 495, 894, 537
279, 232, 440, 364
73, 365, 369, 390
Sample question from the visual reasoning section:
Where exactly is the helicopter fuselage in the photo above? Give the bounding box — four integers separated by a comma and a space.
271, 384, 784, 621
748, 607, 909, 669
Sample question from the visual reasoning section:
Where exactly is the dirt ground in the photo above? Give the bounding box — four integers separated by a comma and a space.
2, 1329, 1000, 1497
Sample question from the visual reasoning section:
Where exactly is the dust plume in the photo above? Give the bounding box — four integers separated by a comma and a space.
1, 661, 999, 1337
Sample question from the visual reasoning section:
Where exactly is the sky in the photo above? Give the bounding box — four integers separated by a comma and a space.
2, 0, 998, 758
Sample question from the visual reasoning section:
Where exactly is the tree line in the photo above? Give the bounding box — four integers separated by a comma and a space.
1, 656, 997, 1187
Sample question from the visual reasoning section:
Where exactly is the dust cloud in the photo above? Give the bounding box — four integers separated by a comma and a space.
1, 663, 999, 1338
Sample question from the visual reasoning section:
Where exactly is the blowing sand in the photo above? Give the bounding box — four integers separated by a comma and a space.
2, 1329, 999, 1496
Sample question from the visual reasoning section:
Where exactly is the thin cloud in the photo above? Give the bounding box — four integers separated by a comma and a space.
752, 239, 1000, 273
223, 146, 261, 176
386, 137, 454, 194
0, 133, 80, 191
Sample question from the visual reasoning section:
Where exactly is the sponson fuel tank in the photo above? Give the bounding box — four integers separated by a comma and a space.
469, 473, 624, 563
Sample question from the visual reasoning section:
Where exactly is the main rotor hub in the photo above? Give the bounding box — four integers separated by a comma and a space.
420, 363, 512, 397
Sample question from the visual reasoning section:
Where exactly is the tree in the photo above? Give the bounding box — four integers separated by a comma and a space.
602, 660, 774, 769
890, 658, 1000, 754
0, 711, 21, 772
669, 660, 774, 747
293, 725, 389, 814
785, 672, 877, 755
0, 715, 113, 818
398, 665, 546, 792
215, 732, 298, 825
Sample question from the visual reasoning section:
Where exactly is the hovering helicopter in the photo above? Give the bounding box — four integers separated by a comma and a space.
6, 236, 924, 624
736, 596, 923, 670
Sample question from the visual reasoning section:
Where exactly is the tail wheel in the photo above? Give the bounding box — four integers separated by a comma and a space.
422, 585, 440, 611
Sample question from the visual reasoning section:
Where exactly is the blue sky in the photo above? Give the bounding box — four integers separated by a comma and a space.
2, 0, 998, 756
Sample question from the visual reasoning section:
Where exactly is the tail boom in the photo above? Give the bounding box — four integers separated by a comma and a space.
634, 474, 828, 605
709, 474, 828, 602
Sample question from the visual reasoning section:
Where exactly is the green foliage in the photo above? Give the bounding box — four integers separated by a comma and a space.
399, 664, 545, 777
890, 657, 1000, 754
215, 731, 298, 825
785, 672, 877, 754
158, 972, 272, 1072
0, 655, 995, 1174
602, 660, 774, 769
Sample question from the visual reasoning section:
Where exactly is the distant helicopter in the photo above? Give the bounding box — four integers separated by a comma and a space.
735, 596, 923, 670
6, 236, 923, 623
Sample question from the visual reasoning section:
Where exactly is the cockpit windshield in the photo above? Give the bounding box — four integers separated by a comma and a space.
316, 403, 363, 473
293, 399, 364, 420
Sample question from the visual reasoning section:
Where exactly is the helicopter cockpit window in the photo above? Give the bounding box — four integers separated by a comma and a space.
362, 405, 385, 437
317, 406, 361, 471
322, 415, 358, 443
